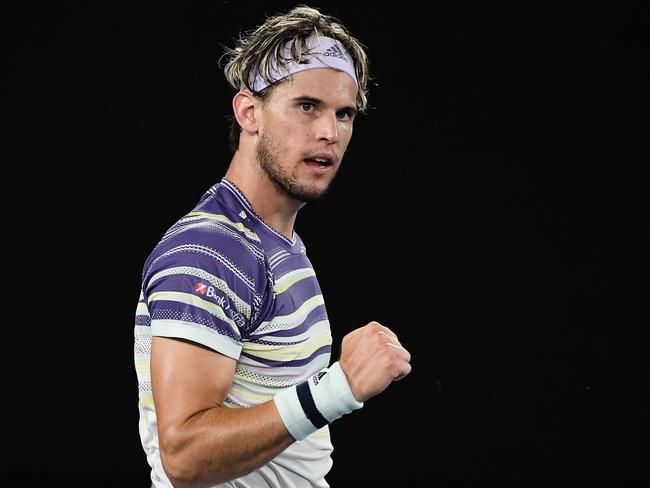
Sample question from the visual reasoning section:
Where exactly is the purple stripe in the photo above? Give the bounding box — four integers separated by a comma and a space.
149, 274, 196, 293
249, 305, 328, 340
150, 300, 240, 340
297, 380, 329, 429
135, 315, 151, 326
272, 277, 322, 307
240, 345, 331, 367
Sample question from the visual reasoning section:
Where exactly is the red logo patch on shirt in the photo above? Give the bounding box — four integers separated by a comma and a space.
194, 282, 208, 295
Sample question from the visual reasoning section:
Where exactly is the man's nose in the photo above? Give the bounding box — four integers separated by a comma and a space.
314, 112, 339, 143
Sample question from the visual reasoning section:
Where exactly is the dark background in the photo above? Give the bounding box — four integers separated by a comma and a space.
7, 1, 649, 487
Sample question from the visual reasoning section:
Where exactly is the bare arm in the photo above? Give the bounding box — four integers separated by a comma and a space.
151, 337, 294, 488
152, 321, 411, 488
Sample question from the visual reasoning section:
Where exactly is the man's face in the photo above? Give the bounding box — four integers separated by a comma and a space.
255, 68, 358, 202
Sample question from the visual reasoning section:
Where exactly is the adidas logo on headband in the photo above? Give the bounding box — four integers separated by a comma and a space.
323, 44, 346, 60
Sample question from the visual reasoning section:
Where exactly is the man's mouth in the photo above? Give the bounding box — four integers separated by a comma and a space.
304, 156, 333, 168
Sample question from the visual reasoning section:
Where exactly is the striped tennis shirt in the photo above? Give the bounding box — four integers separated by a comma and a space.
134, 178, 334, 487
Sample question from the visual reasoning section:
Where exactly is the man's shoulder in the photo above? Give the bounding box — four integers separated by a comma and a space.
162, 187, 264, 248
142, 197, 270, 290
189, 194, 265, 249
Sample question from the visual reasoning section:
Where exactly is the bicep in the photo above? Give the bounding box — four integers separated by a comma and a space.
151, 336, 236, 432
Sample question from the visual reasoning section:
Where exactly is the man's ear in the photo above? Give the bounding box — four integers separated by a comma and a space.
232, 91, 260, 134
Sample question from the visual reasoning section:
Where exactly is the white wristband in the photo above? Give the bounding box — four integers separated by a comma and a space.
274, 362, 363, 441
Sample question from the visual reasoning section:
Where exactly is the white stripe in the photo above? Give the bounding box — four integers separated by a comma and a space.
134, 325, 151, 337
268, 249, 286, 262
270, 255, 293, 270
151, 319, 243, 360
269, 250, 290, 265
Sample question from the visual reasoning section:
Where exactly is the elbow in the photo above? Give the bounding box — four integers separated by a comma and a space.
159, 423, 238, 487
159, 425, 203, 488
161, 460, 199, 488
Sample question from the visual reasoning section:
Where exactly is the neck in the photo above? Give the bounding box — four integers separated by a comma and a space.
226, 150, 305, 242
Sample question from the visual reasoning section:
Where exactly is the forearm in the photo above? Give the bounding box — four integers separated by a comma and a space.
161, 399, 293, 488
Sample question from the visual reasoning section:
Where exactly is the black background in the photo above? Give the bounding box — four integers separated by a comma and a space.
7, 1, 649, 487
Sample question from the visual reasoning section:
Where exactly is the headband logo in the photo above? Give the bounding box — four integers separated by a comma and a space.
323, 44, 346, 61
248, 37, 357, 92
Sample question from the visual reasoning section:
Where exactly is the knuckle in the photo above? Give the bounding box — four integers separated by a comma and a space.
390, 363, 402, 379
384, 341, 396, 353
385, 351, 399, 368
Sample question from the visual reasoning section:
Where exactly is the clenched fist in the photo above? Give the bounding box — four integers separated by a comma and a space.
338, 321, 412, 403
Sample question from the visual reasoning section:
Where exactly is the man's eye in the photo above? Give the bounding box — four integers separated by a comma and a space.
301, 102, 314, 112
338, 110, 357, 121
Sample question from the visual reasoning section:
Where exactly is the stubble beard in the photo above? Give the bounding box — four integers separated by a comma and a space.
256, 131, 335, 203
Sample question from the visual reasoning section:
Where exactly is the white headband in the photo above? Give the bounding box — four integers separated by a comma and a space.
248, 36, 358, 92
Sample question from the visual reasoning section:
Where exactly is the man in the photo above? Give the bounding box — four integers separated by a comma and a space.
134, 6, 412, 487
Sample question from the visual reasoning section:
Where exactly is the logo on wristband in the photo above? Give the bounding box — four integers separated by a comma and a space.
312, 370, 328, 386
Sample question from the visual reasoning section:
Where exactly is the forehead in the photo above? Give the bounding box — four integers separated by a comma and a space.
270, 68, 358, 107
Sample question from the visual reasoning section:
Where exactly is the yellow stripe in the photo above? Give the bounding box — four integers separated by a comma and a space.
274, 269, 316, 295
135, 364, 150, 374
242, 330, 332, 361
139, 393, 154, 406
148, 291, 237, 329
187, 211, 260, 242
136, 302, 149, 316
309, 428, 331, 440
134, 356, 150, 372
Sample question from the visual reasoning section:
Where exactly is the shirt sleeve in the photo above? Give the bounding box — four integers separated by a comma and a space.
143, 231, 268, 360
